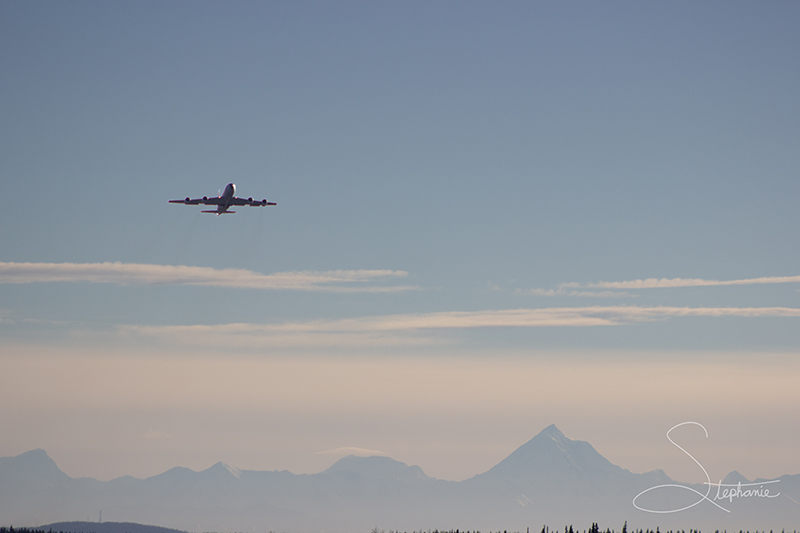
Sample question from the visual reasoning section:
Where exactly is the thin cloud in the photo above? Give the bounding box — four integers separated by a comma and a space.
119, 306, 800, 349
315, 447, 388, 457
521, 288, 636, 298
255, 306, 800, 330
563, 274, 800, 290
525, 274, 800, 297
0, 261, 415, 293
570, 290, 636, 298
141, 429, 172, 441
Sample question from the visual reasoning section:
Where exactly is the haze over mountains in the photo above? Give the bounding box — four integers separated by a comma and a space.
2, 426, 797, 533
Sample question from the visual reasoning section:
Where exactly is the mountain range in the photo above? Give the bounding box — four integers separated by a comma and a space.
1, 425, 797, 533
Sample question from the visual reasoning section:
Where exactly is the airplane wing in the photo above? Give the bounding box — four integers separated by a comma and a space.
169, 198, 204, 205
168, 197, 225, 205
229, 196, 277, 206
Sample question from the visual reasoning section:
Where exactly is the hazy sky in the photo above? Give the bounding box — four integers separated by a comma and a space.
1, 1, 799, 488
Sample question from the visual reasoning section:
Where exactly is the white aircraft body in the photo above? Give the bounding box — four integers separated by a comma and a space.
169, 183, 276, 215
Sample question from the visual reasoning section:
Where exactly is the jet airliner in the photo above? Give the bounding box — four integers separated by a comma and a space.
169, 183, 276, 215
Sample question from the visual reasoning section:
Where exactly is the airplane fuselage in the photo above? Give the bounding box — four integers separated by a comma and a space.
210, 183, 237, 214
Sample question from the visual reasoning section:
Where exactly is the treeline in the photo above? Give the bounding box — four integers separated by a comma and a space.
381, 530, 797, 533
6, 527, 798, 533
2, 529, 74, 533
375, 524, 799, 533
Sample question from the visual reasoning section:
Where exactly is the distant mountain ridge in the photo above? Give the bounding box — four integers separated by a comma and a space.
2, 425, 797, 533
35, 522, 186, 533
323, 454, 429, 481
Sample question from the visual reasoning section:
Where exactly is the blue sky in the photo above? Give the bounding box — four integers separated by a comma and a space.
1, 1, 799, 487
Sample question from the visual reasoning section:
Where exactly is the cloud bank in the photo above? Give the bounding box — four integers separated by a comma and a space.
0, 261, 414, 293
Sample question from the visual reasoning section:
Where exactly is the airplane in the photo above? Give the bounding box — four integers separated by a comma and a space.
169, 183, 276, 215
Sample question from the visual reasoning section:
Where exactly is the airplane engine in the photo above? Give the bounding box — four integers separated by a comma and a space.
248, 197, 253, 202
261, 199, 267, 205
185, 197, 191, 203
203, 196, 208, 201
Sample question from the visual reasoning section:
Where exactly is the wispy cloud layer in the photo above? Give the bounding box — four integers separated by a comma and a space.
119, 306, 800, 349
565, 275, 800, 290
524, 274, 800, 297
0, 262, 415, 293
192, 306, 800, 331
521, 288, 636, 298
315, 447, 388, 457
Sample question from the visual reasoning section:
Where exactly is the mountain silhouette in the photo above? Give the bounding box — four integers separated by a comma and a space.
480, 424, 625, 480
323, 454, 429, 481
38, 522, 186, 533
1, 425, 797, 533
0, 448, 72, 487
